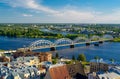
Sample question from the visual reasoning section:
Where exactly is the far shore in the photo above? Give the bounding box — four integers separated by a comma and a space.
113, 38, 120, 42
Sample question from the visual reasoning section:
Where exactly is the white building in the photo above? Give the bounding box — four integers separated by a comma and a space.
0, 66, 41, 79
88, 66, 120, 79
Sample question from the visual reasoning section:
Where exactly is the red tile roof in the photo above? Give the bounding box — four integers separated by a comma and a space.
49, 65, 71, 79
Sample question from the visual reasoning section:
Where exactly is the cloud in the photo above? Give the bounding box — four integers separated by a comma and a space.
48, 10, 95, 23
2, 0, 59, 14
90, 9, 120, 23
22, 14, 33, 17
1, 0, 120, 23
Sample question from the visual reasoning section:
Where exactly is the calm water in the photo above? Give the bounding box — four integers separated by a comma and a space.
0, 36, 120, 62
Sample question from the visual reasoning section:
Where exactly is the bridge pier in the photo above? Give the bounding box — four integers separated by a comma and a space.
99, 41, 103, 44
94, 43, 99, 46
70, 45, 74, 48
50, 47, 56, 51
86, 43, 90, 46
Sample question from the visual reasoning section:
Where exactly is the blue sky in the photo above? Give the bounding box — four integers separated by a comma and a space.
0, 0, 120, 23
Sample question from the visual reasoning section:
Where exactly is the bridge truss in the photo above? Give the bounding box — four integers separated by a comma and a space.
28, 34, 113, 50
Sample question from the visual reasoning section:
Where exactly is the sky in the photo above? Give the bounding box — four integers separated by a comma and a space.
0, 0, 120, 23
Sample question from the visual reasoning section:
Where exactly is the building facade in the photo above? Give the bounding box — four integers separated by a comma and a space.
90, 62, 109, 72
38, 53, 52, 62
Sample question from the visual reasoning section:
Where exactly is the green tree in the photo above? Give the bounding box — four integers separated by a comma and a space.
52, 59, 57, 64
65, 61, 72, 64
77, 54, 86, 62
110, 58, 114, 63
72, 55, 75, 61
94, 56, 100, 60
55, 53, 59, 58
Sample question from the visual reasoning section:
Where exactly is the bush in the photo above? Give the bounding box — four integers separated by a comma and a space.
65, 61, 72, 64
77, 53, 86, 62
52, 59, 57, 64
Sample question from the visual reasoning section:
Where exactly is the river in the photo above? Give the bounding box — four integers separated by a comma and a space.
0, 36, 120, 62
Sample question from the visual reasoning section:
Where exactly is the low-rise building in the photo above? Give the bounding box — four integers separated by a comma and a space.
17, 56, 40, 67
90, 62, 108, 73
66, 63, 87, 79
0, 56, 10, 62
88, 66, 120, 79
45, 63, 87, 79
41, 61, 52, 68
0, 65, 41, 79
45, 64, 71, 79
88, 72, 99, 79
98, 71, 120, 79
38, 53, 52, 62
90, 59, 109, 72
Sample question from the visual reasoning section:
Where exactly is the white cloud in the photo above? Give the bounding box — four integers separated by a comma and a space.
22, 14, 33, 17
90, 9, 120, 23
1, 0, 120, 23
49, 8, 120, 23
3, 0, 59, 14
46, 11, 94, 23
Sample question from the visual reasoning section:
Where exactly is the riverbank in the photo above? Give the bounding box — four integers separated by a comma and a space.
113, 38, 120, 42
0, 26, 86, 39
0, 36, 120, 62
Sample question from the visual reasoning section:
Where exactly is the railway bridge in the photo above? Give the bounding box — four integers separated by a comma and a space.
20, 35, 113, 51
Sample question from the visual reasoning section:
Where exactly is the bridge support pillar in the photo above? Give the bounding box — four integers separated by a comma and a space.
70, 45, 74, 48
94, 43, 99, 46
99, 41, 103, 44
86, 43, 90, 46
50, 47, 56, 51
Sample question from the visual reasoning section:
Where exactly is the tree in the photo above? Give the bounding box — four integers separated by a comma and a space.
110, 58, 114, 63
77, 54, 86, 62
55, 53, 59, 58
94, 56, 100, 60
72, 55, 75, 61
65, 61, 72, 64
52, 59, 57, 64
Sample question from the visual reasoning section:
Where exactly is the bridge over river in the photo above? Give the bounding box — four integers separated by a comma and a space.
19, 35, 113, 51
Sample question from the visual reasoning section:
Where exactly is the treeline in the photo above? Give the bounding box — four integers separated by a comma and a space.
0, 26, 86, 39
0, 26, 63, 38
0, 26, 39, 38
1, 25, 108, 39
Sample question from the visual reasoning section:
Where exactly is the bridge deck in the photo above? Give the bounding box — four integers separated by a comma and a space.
27, 40, 108, 50
18, 39, 112, 51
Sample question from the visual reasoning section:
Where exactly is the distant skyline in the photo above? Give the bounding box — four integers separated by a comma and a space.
1, 0, 120, 23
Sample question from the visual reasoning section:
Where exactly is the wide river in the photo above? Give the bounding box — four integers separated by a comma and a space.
0, 36, 120, 62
